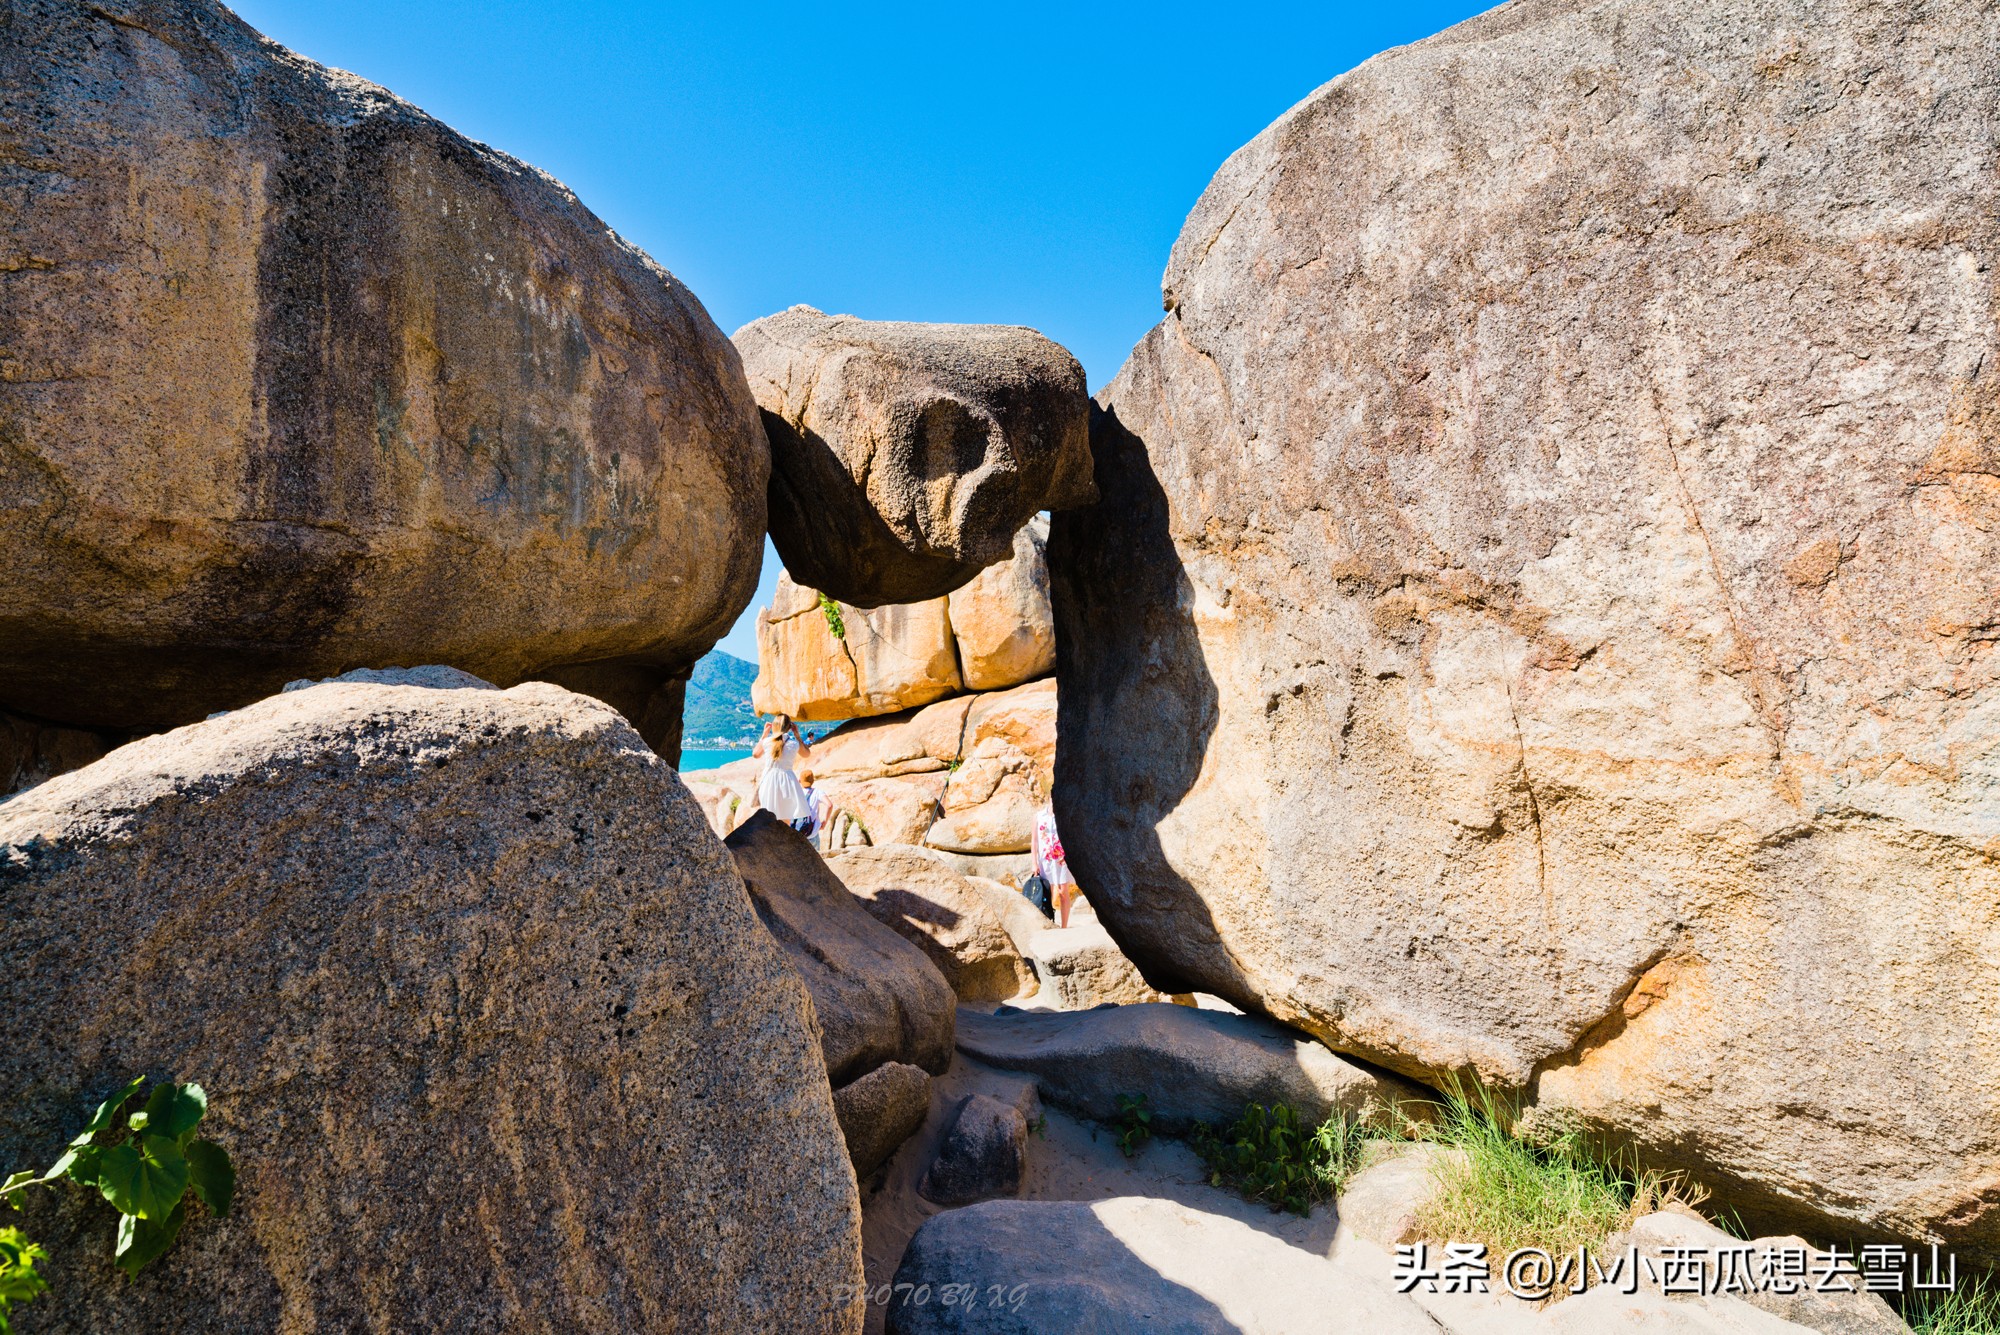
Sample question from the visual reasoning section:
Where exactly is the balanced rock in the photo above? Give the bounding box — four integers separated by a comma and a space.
2, 0, 765, 737
833, 1061, 934, 1181
916, 1093, 1028, 1207
734, 306, 1094, 608
954, 1004, 1429, 1137
0, 677, 859, 1332
828, 847, 1036, 1004
1050, 0, 2000, 1253
725, 810, 956, 1083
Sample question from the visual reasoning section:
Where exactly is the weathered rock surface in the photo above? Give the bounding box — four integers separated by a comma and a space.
917, 1093, 1028, 1206
1051, 0, 2000, 1253
1612, 1210, 1907, 1335
834, 1061, 934, 1181
0, 677, 859, 1332
752, 524, 1054, 724
1027, 920, 1181, 1009
829, 847, 1036, 1003
1333, 1144, 1464, 1249
725, 810, 956, 1082
947, 516, 1056, 691
0, 0, 763, 739
886, 1197, 1442, 1335
734, 305, 1093, 608
753, 577, 963, 721
955, 1004, 1429, 1136
0, 709, 118, 799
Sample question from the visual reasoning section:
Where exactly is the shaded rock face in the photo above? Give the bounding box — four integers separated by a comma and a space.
1050, 0, 2000, 1252
725, 809, 957, 1083
833, 1061, 933, 1181
917, 1094, 1026, 1207
734, 306, 1093, 608
955, 1004, 1428, 1138
827, 847, 1035, 1004
0, 0, 766, 735
0, 679, 860, 1332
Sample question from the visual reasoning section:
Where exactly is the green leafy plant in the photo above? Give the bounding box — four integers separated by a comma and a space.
1905, 1273, 2000, 1335
1113, 1094, 1153, 1158
1026, 1113, 1047, 1141
0, 1227, 47, 1334
3, 1076, 235, 1279
818, 592, 846, 640
1190, 1103, 1371, 1216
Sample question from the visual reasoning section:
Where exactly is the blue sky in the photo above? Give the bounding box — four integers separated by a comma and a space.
231, 0, 1495, 660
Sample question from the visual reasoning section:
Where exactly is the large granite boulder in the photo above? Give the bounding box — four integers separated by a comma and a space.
724, 810, 956, 1083
0, 676, 860, 1331
947, 516, 1056, 692
1051, 0, 2000, 1254
833, 1061, 934, 1181
734, 306, 1094, 608
1, 0, 765, 740
827, 847, 1036, 1004
752, 576, 963, 721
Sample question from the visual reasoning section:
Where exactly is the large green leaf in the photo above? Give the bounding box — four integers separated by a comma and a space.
72, 1077, 146, 1146
97, 1136, 188, 1221
113, 1199, 185, 1278
48, 1143, 101, 1190
184, 1140, 234, 1218
135, 1083, 206, 1142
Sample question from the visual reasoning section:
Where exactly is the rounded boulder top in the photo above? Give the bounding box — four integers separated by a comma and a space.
733, 305, 1095, 608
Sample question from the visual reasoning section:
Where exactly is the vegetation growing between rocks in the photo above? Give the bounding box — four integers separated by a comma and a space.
818, 592, 846, 640
1906, 1275, 2000, 1335
1412, 1084, 1696, 1292
1112, 1094, 1153, 1158
0, 1227, 47, 1333
3, 1077, 235, 1281
1190, 1103, 1371, 1216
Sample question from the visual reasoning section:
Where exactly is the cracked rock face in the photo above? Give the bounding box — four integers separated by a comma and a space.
0, 678, 861, 1332
0, 0, 766, 734
733, 306, 1094, 608
1051, 0, 2000, 1256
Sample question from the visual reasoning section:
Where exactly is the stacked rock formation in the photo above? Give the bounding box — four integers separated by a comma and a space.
753, 517, 1054, 722
1051, 0, 2000, 1257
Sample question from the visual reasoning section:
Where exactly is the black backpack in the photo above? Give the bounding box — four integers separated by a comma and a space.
1021, 873, 1054, 919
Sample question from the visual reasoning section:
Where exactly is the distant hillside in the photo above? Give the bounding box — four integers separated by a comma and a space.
682, 650, 760, 747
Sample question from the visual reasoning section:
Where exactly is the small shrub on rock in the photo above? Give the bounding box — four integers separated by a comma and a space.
1191, 1102, 1373, 1216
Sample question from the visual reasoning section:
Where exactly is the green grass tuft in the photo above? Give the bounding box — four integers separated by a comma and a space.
1412, 1082, 1697, 1293
1906, 1275, 2000, 1335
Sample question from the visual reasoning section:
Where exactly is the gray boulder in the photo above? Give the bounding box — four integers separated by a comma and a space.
954, 1003, 1430, 1136
734, 305, 1094, 607
833, 1061, 934, 1180
725, 810, 956, 1082
885, 1197, 1442, 1335
0, 678, 860, 1332
918, 1093, 1028, 1206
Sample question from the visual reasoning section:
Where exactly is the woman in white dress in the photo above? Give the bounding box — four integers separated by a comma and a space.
752, 715, 813, 832
1032, 801, 1077, 929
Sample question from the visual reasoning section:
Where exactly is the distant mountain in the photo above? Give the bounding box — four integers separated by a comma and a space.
682, 650, 761, 747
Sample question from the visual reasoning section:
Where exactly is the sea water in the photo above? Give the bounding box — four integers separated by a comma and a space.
679, 747, 753, 773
